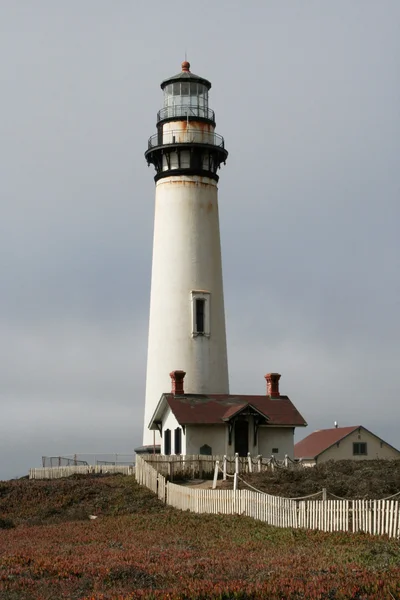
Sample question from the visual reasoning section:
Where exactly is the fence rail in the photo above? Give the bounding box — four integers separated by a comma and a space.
30, 465, 135, 480
42, 454, 135, 467
135, 455, 400, 539
142, 454, 227, 479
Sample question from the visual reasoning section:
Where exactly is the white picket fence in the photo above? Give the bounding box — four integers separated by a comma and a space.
29, 465, 135, 480
135, 455, 400, 538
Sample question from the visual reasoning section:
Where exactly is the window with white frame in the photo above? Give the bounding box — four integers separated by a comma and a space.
191, 291, 210, 336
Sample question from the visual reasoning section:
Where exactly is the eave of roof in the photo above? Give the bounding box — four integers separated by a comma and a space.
148, 394, 170, 430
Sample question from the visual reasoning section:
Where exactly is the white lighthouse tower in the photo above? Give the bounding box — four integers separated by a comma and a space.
142, 61, 229, 448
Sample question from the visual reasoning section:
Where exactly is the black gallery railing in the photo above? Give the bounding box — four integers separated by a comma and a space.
157, 105, 215, 123
148, 129, 225, 150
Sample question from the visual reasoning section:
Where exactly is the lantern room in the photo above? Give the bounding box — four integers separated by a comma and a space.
157, 61, 215, 123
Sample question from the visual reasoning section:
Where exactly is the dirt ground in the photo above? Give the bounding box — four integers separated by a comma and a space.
179, 478, 231, 490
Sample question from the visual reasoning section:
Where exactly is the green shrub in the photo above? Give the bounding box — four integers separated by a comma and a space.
0, 517, 15, 529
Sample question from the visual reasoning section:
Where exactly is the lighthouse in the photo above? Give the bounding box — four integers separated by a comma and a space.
142, 61, 229, 448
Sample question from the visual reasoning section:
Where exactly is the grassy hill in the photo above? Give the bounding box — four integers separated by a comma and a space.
1, 469, 400, 599
0, 473, 164, 528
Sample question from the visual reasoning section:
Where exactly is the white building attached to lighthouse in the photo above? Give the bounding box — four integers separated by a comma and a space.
141, 62, 230, 449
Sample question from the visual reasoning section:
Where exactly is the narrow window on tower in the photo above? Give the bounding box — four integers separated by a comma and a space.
191, 291, 210, 337
190, 151, 202, 170
196, 299, 205, 334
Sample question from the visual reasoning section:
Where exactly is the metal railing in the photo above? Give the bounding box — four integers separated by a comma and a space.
157, 104, 215, 123
42, 454, 135, 467
148, 129, 225, 150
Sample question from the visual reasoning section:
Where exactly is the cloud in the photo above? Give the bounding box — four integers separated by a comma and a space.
0, 319, 146, 479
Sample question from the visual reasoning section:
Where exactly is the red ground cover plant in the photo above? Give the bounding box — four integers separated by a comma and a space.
1, 475, 400, 599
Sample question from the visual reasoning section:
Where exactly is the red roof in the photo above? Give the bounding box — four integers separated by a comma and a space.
160, 394, 307, 427
294, 426, 360, 459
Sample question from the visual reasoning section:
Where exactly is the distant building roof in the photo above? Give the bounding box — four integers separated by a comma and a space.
149, 393, 307, 429
294, 426, 363, 459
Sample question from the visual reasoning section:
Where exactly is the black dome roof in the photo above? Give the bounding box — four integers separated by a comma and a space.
160, 62, 211, 90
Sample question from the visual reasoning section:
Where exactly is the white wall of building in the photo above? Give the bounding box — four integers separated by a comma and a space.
186, 425, 227, 456
161, 406, 187, 455
258, 427, 295, 459
143, 174, 229, 445
156, 414, 297, 459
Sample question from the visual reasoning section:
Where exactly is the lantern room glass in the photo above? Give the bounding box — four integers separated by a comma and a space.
163, 82, 209, 118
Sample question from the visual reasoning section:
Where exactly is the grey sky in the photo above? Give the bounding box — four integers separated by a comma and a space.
1, 1, 399, 479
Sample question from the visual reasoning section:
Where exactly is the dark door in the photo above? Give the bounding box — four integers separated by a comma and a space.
234, 420, 249, 457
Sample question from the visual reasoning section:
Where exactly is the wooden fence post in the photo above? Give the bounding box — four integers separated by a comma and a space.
284, 454, 289, 468
168, 461, 174, 482
233, 472, 238, 492
235, 452, 239, 474
223, 455, 227, 481
247, 452, 252, 473
213, 461, 219, 489
257, 455, 262, 472
322, 488, 327, 501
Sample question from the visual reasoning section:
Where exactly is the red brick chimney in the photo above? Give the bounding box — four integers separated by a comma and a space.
265, 373, 281, 397
170, 370, 186, 395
